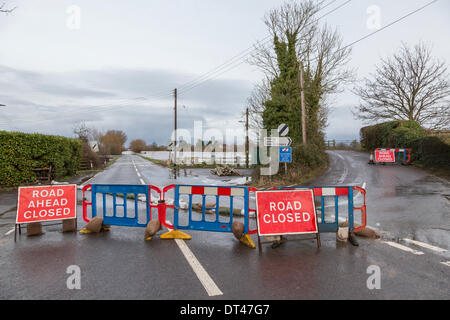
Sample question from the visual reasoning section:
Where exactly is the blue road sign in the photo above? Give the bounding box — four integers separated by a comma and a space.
279, 147, 292, 163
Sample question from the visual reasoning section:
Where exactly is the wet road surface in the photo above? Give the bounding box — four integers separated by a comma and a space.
1, 152, 449, 299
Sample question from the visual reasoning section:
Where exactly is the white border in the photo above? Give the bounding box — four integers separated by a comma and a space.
255, 189, 318, 236
16, 184, 78, 224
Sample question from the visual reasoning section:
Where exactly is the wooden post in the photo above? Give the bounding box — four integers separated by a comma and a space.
174, 88, 177, 179
245, 107, 249, 168
299, 62, 307, 145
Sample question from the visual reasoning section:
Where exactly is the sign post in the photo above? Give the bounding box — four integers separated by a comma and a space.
255, 189, 320, 250
88, 140, 99, 152
15, 185, 77, 240
279, 147, 292, 175
277, 123, 289, 137
264, 137, 292, 147
374, 149, 395, 163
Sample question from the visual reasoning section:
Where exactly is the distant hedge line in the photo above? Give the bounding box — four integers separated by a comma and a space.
0, 131, 82, 186
360, 120, 450, 169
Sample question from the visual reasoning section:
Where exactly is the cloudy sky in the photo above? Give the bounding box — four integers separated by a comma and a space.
0, 0, 449, 146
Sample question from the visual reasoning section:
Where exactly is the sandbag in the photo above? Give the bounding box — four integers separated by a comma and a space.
85, 217, 103, 233
354, 226, 380, 239
144, 220, 161, 239
231, 221, 244, 240
336, 227, 349, 242
339, 221, 380, 239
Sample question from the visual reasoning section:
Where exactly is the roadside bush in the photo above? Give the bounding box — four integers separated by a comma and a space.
360, 120, 448, 169
82, 141, 103, 169
293, 142, 327, 169
0, 131, 82, 186
360, 120, 427, 151
408, 136, 450, 169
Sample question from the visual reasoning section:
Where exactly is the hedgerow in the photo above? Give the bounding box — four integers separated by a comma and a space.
0, 131, 82, 186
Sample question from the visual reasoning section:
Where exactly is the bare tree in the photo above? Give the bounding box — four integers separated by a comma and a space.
100, 130, 127, 155
247, 0, 354, 131
73, 121, 92, 142
353, 42, 450, 130
0, 2, 16, 13
246, 77, 271, 130
129, 139, 147, 153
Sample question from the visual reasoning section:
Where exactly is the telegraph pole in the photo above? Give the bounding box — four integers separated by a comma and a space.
245, 107, 249, 168
299, 62, 307, 145
174, 88, 177, 169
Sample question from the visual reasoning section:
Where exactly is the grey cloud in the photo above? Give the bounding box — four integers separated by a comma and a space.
0, 65, 252, 145
0, 65, 116, 99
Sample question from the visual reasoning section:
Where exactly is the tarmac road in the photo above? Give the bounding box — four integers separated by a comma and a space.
0, 152, 449, 300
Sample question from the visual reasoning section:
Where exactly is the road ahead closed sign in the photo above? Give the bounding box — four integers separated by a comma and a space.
375, 149, 395, 162
16, 185, 77, 224
255, 189, 318, 236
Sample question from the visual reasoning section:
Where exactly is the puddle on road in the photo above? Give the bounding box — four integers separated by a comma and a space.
394, 175, 450, 198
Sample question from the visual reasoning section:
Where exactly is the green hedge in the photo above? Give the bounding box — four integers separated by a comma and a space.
0, 131, 82, 186
408, 136, 450, 169
360, 120, 427, 150
360, 121, 450, 169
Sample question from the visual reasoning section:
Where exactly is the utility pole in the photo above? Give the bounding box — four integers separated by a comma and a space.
299, 62, 307, 145
174, 88, 177, 171
245, 107, 249, 168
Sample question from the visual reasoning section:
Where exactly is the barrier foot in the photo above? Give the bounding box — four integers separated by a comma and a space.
348, 232, 359, 247
79, 228, 93, 234
160, 229, 191, 240
79, 225, 110, 234
240, 234, 256, 249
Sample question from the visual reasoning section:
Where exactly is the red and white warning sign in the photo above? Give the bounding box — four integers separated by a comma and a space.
16, 185, 77, 224
255, 189, 318, 236
375, 149, 395, 162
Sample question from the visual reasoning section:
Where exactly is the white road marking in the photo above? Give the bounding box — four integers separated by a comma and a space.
5, 228, 15, 236
335, 152, 345, 160
161, 190, 222, 296
332, 152, 348, 184
383, 241, 424, 255
174, 238, 223, 297
338, 167, 348, 184
402, 239, 447, 253
133, 159, 145, 184
440, 261, 450, 267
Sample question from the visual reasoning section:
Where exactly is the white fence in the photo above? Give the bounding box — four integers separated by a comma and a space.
141, 151, 252, 166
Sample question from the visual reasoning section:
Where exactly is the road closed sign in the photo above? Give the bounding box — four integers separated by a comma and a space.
16, 185, 77, 224
375, 149, 395, 162
255, 189, 318, 236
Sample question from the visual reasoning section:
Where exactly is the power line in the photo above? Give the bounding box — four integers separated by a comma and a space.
179, 0, 439, 97
341, 0, 438, 50
1, 0, 439, 128
177, 0, 348, 96
0, 0, 346, 127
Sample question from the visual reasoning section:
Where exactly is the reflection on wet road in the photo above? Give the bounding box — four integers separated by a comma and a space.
1, 152, 449, 299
